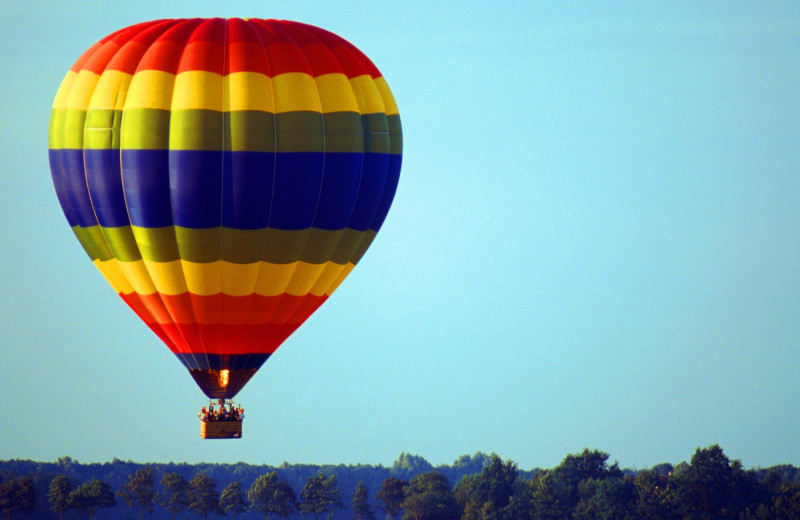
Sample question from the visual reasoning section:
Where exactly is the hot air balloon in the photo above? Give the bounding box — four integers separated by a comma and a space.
48, 18, 402, 438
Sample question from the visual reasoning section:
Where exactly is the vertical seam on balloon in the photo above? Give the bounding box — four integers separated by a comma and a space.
317, 49, 372, 299
117, 21, 196, 362
270, 21, 328, 333
161, 19, 209, 372
139, 20, 205, 371
82, 37, 180, 354
155, 19, 207, 373
245, 19, 282, 349
235, 19, 270, 374
284, 23, 353, 326
180, 19, 214, 374
219, 18, 229, 373
366, 75, 401, 236
346, 77, 392, 278
82, 42, 117, 263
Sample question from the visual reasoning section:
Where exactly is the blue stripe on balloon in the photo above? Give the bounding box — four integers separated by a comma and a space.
348, 152, 390, 231
117, 149, 396, 230
268, 151, 324, 230
170, 150, 224, 229
222, 151, 275, 229
122, 149, 173, 228
48, 148, 98, 228
370, 153, 402, 232
84, 149, 130, 228
312, 152, 363, 230
174, 353, 270, 370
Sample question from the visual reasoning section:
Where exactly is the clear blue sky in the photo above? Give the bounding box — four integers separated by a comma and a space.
1, 1, 798, 470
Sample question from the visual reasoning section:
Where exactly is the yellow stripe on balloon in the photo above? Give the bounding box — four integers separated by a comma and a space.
374, 77, 399, 116
125, 70, 176, 110
89, 70, 132, 110
225, 72, 275, 112
285, 262, 327, 296
349, 75, 386, 114
272, 73, 322, 113
129, 260, 352, 297
309, 262, 348, 296
182, 260, 222, 296
253, 262, 296, 296
143, 259, 188, 295
92, 234, 359, 301
64, 70, 101, 111
116, 260, 158, 295
314, 73, 360, 113
93, 258, 134, 294
221, 261, 261, 296
325, 263, 356, 295
52, 71, 77, 110
172, 71, 223, 111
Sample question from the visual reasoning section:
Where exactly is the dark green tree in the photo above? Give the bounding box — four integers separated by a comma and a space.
477, 455, 518, 510
773, 481, 800, 519
674, 444, 745, 519
352, 481, 376, 520
459, 501, 482, 520
527, 471, 562, 520
0, 479, 15, 520
48, 475, 73, 520
117, 467, 157, 519
300, 473, 343, 520
375, 476, 407, 520
573, 477, 637, 520
68, 479, 117, 520
188, 473, 222, 520
401, 471, 459, 520
538, 448, 623, 517
248, 472, 298, 520
633, 469, 679, 520
15, 477, 35, 519
160, 472, 189, 520
451, 454, 493, 478
453, 474, 479, 512
0, 477, 34, 520
502, 479, 532, 520
220, 481, 248, 520
391, 454, 434, 480
454, 455, 518, 520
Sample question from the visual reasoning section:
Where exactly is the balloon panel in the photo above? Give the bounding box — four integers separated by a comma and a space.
48, 18, 402, 399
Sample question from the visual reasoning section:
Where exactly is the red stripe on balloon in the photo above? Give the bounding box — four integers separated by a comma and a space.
119, 292, 187, 353
122, 291, 327, 327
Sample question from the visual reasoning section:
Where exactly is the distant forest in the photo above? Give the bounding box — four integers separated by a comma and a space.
1, 445, 799, 519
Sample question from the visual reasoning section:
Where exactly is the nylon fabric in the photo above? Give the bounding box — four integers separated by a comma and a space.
48, 18, 402, 399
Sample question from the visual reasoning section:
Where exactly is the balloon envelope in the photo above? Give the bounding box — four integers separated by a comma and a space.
48, 18, 402, 399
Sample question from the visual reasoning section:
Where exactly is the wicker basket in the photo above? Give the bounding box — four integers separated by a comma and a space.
200, 420, 243, 439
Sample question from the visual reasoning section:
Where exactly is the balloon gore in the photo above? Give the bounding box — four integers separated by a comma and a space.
48, 18, 402, 399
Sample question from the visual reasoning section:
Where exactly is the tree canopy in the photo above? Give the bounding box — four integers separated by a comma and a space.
248, 471, 299, 520
159, 472, 189, 520
220, 480, 248, 520
187, 472, 221, 520
117, 466, 156, 519
1, 446, 799, 520
401, 471, 459, 520
48, 474, 73, 520
301, 472, 344, 520
0, 476, 35, 520
352, 481, 376, 520
68, 479, 116, 520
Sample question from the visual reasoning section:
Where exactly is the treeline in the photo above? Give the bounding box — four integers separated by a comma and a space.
1, 445, 799, 519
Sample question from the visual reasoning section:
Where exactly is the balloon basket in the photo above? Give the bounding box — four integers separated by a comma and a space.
200, 420, 242, 439
198, 399, 243, 439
